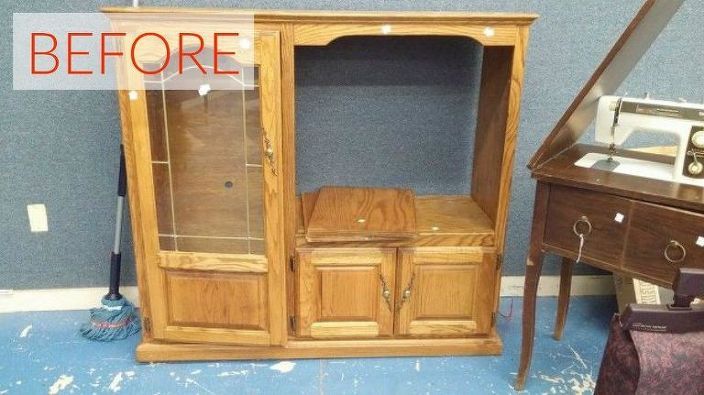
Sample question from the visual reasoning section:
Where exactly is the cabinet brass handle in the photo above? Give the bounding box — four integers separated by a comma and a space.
396, 274, 415, 312
572, 216, 592, 237
263, 136, 277, 176
664, 240, 687, 264
378, 274, 392, 312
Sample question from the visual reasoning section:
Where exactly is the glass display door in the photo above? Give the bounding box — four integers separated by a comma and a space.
124, 31, 285, 346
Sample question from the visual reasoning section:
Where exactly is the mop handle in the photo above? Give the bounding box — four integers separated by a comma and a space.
107, 145, 127, 300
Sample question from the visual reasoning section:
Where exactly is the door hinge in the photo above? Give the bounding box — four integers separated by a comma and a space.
496, 254, 503, 272
289, 254, 296, 272
289, 315, 296, 332
143, 316, 152, 333
491, 312, 497, 326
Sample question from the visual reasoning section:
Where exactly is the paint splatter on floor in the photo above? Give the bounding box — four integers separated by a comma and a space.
0, 297, 616, 394
19, 325, 32, 338
269, 361, 296, 374
47, 374, 73, 394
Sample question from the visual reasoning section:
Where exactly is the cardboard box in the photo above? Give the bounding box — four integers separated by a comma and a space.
613, 274, 674, 313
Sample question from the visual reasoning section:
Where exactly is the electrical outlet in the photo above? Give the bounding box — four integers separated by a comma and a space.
26, 204, 48, 232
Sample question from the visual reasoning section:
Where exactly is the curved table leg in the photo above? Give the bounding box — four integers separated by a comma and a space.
515, 248, 544, 391
515, 181, 550, 391
554, 257, 575, 340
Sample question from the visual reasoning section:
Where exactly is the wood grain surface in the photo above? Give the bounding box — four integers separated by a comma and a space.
306, 187, 417, 243
532, 144, 704, 212
298, 194, 495, 247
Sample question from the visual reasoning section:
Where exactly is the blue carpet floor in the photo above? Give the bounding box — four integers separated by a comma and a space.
0, 296, 617, 394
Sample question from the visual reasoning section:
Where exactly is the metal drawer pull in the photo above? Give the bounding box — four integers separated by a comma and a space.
572, 216, 592, 237
664, 240, 687, 264
396, 274, 415, 312
378, 274, 393, 312
263, 136, 277, 176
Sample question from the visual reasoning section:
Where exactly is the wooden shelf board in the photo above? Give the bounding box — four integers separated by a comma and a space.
296, 193, 495, 247
304, 187, 417, 243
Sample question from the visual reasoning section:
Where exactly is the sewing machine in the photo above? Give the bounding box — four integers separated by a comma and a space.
574, 95, 704, 187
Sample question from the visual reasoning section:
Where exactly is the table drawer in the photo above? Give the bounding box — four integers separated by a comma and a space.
543, 185, 631, 267
623, 202, 704, 284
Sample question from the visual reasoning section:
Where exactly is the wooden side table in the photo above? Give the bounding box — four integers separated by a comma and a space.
516, 147, 704, 389
516, 1, 692, 389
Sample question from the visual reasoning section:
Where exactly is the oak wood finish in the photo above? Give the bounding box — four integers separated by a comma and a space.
298, 195, 495, 248
113, 30, 286, 347
135, 334, 503, 361
293, 23, 518, 46
396, 248, 497, 337
108, 7, 535, 362
472, 26, 530, 254
158, 252, 268, 273
306, 187, 417, 243
103, 7, 538, 25
280, 23, 298, 338
296, 248, 396, 338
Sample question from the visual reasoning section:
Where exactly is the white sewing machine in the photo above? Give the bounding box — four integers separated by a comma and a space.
574, 95, 704, 187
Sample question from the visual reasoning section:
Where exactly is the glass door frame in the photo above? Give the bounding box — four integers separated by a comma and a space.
117, 29, 286, 346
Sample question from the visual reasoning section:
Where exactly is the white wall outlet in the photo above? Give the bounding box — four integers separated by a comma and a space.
26, 204, 48, 232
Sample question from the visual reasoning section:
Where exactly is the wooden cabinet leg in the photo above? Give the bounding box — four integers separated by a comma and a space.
553, 257, 575, 340
515, 249, 544, 391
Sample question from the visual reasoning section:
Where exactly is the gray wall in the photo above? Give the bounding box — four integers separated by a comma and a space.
1, 0, 703, 289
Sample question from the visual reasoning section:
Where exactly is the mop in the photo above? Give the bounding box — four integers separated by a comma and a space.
80, 144, 140, 341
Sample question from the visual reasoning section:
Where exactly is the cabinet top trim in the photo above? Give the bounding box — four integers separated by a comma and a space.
101, 7, 538, 25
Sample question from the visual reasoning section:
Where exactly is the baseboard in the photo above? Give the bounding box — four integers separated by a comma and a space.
0, 286, 140, 313
0, 276, 615, 313
500, 275, 615, 297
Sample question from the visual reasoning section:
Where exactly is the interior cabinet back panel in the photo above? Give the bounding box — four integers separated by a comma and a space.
165, 271, 268, 330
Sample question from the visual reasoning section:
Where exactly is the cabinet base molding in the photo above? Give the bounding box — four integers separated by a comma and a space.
136, 335, 503, 362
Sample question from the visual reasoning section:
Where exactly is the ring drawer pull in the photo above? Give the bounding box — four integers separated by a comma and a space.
572, 216, 592, 237
664, 240, 687, 264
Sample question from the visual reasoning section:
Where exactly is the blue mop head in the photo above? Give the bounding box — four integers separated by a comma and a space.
80, 296, 141, 341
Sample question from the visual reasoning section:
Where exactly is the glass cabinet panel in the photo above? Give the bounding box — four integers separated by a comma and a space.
144, 66, 264, 255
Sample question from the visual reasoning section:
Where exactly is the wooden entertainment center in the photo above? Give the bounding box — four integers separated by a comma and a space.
105, 7, 536, 361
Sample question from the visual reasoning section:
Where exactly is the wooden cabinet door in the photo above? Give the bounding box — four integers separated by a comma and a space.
296, 248, 396, 339
121, 31, 285, 346
396, 248, 496, 337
